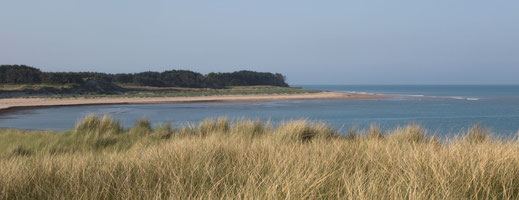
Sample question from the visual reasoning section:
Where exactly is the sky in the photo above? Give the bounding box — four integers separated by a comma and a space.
1, 0, 518, 85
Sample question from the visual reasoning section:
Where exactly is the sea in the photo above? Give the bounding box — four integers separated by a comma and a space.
1, 85, 518, 137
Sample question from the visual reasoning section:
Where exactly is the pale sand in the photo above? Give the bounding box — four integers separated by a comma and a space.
0, 92, 388, 113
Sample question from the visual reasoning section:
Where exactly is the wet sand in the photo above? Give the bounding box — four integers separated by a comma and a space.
0, 92, 388, 114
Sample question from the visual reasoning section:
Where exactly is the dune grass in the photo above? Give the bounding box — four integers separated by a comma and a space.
1, 116, 519, 199
0, 83, 77, 91
83, 85, 319, 98
2, 84, 318, 99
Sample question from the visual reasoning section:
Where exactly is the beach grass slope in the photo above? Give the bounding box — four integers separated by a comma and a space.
1, 116, 519, 199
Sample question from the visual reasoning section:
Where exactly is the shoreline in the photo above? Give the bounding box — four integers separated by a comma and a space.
0, 92, 388, 114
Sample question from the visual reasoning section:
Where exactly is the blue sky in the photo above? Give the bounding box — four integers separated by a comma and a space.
1, 0, 518, 84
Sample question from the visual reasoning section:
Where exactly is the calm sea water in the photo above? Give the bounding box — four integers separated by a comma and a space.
1, 85, 518, 137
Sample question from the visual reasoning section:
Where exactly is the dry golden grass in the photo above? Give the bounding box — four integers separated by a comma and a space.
1, 115, 519, 199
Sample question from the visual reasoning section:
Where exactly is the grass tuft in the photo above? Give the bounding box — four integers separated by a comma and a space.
273, 120, 338, 142
75, 114, 124, 136
9, 146, 33, 157
388, 124, 428, 143
198, 117, 230, 136
129, 117, 153, 137
463, 123, 491, 143
367, 124, 384, 139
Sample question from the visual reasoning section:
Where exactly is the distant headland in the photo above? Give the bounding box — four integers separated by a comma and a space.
0, 65, 288, 96
0, 64, 388, 113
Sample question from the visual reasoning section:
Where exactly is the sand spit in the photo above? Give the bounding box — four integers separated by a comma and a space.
0, 92, 388, 114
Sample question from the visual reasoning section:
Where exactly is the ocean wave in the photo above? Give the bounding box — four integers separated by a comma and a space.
342, 91, 377, 95
420, 96, 480, 101
466, 98, 479, 101
341, 91, 479, 101
448, 96, 466, 100
445, 96, 480, 101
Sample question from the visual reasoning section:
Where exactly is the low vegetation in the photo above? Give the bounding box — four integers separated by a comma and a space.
0, 84, 317, 99
87, 85, 317, 98
1, 116, 519, 199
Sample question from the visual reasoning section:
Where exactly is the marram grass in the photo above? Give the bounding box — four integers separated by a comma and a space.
1, 115, 519, 199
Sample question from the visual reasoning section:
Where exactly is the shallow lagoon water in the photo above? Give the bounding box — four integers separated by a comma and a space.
1, 85, 519, 137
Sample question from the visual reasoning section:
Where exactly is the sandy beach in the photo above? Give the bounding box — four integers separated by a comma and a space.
0, 92, 386, 114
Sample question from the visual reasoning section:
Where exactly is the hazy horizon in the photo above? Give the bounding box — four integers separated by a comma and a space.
1, 1, 518, 85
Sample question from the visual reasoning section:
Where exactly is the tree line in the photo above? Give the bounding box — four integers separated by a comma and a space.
0, 65, 289, 88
